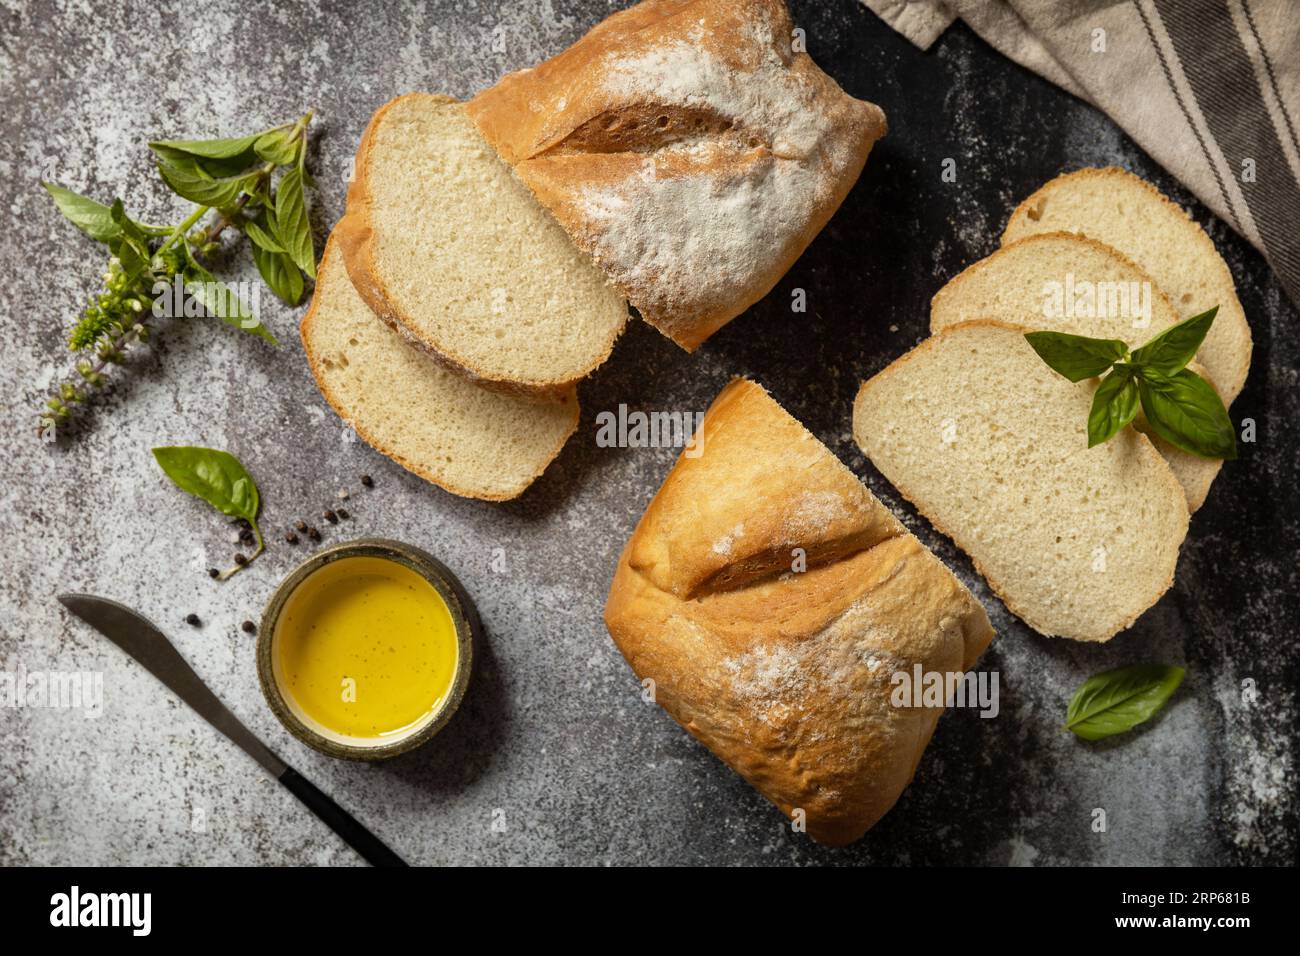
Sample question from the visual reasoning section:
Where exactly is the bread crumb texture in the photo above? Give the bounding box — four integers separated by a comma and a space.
346, 94, 626, 389
302, 237, 578, 500
931, 231, 1223, 511
854, 321, 1190, 642
1003, 167, 1251, 403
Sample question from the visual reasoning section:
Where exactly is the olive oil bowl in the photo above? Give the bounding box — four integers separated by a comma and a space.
257, 538, 476, 761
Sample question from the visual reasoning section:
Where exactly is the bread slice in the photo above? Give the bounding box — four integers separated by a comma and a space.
338, 93, 627, 397
931, 232, 1223, 511
854, 321, 1189, 642
302, 235, 579, 501
1002, 167, 1251, 403
606, 378, 993, 844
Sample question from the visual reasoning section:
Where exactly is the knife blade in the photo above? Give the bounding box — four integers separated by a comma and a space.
58, 593, 407, 867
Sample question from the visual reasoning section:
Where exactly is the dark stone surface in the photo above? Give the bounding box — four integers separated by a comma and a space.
0, 0, 1294, 865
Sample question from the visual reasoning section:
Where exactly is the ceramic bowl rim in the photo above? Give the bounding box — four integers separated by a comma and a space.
256, 537, 476, 762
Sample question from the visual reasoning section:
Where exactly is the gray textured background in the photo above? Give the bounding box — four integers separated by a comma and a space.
1, 0, 1295, 866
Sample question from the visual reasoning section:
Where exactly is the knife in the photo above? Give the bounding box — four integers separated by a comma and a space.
58, 593, 407, 867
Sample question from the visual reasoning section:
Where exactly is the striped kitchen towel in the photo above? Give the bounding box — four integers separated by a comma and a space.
865, 0, 1300, 308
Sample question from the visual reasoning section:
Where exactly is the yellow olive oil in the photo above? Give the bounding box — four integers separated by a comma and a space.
275, 556, 458, 739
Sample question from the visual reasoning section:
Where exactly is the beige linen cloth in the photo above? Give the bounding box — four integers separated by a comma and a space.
865, 0, 1300, 307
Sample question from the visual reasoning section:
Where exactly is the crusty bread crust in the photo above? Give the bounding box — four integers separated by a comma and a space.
468, 0, 886, 351
853, 320, 1190, 642
604, 378, 994, 845
1002, 166, 1251, 403
302, 236, 579, 501
339, 93, 621, 401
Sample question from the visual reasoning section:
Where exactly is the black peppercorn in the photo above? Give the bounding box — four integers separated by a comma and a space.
241, 620, 256, 634
360, 474, 373, 488
234, 553, 248, 566
285, 531, 299, 544
185, 613, 201, 627
207, 568, 219, 579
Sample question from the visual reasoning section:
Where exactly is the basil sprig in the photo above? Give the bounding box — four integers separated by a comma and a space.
39, 113, 316, 441
153, 446, 264, 579
1065, 663, 1185, 740
1025, 307, 1236, 459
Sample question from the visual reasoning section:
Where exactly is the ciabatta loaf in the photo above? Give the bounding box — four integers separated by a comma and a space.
468, 0, 886, 351
854, 322, 1190, 643
338, 94, 627, 398
931, 232, 1223, 512
302, 236, 579, 501
1002, 167, 1251, 403
605, 378, 994, 845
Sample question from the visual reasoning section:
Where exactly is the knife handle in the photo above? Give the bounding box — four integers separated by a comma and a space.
278, 767, 408, 867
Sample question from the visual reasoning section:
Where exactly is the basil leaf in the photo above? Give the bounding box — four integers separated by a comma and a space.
157, 156, 252, 208
244, 215, 285, 254
107, 233, 147, 280
1024, 331, 1129, 382
1066, 664, 1185, 741
274, 166, 316, 279
109, 199, 148, 244
43, 183, 122, 241
254, 128, 299, 166
1087, 365, 1140, 448
252, 242, 304, 305
103, 201, 153, 281
182, 242, 279, 345
1137, 367, 1236, 460
152, 446, 260, 523
150, 133, 259, 164
1130, 306, 1218, 374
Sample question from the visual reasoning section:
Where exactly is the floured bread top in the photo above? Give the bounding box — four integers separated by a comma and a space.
468, 0, 887, 350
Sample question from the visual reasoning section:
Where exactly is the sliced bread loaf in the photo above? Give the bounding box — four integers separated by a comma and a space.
1002, 167, 1251, 403
931, 232, 1223, 511
338, 93, 627, 398
302, 235, 579, 501
853, 321, 1189, 642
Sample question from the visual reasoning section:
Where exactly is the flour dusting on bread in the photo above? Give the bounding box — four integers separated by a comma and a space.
467, 0, 886, 351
